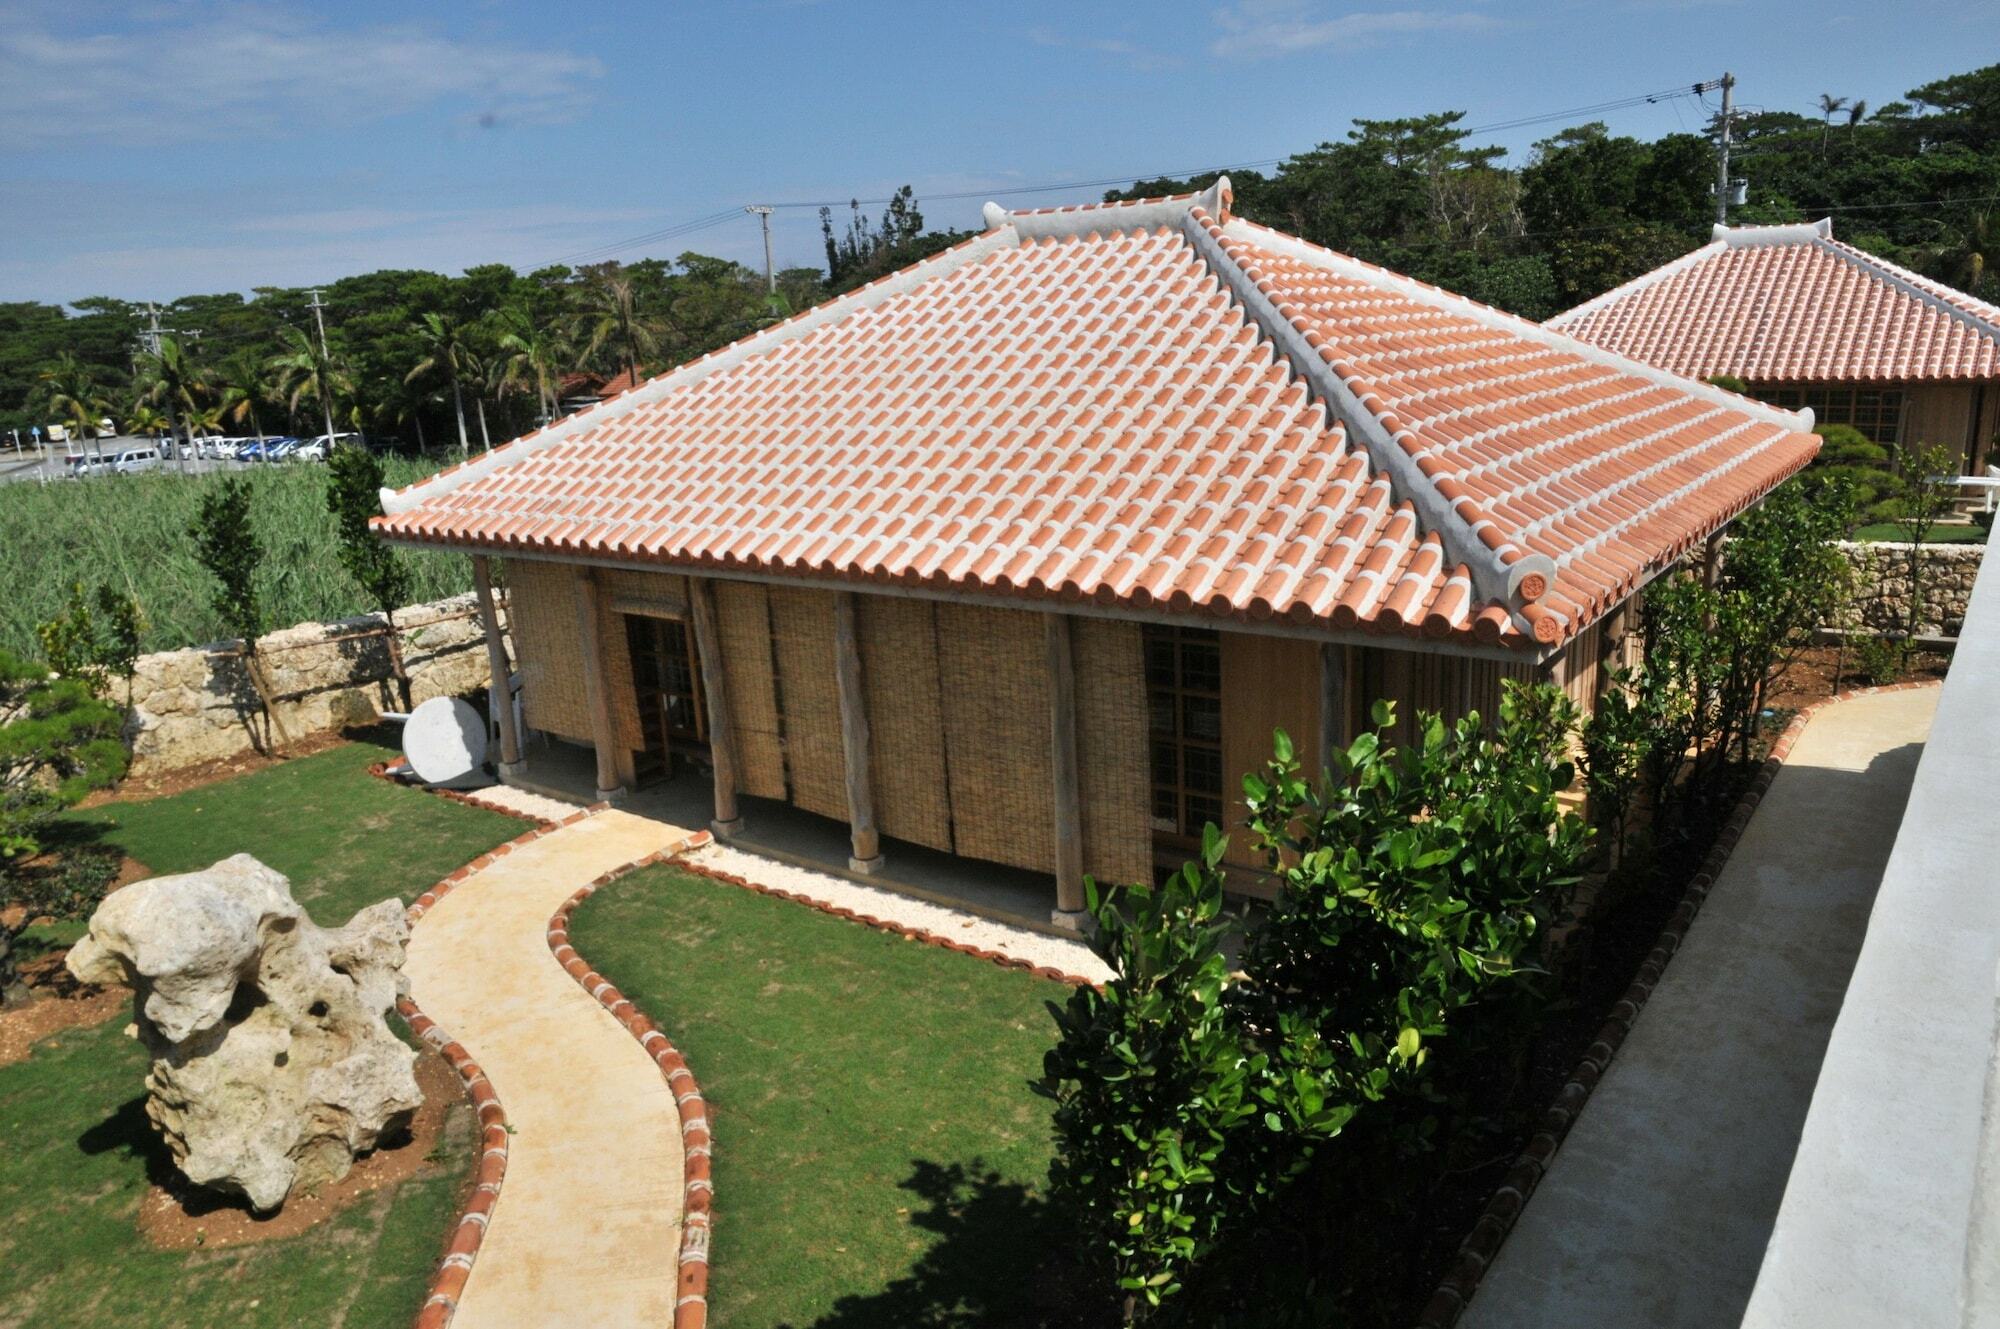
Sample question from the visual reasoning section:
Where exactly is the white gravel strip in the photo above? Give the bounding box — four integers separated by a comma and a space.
470, 784, 587, 825
685, 842, 1114, 985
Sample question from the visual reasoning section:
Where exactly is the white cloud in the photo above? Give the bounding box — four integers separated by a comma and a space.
1209, 1, 1500, 60
0, 3, 605, 149
1027, 26, 1183, 72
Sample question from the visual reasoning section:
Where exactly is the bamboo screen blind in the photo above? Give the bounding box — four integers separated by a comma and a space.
713, 581, 788, 801
505, 559, 592, 743
705, 585, 1152, 888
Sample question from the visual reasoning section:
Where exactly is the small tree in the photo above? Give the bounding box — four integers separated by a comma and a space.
1714, 478, 1855, 758
36, 582, 144, 704
325, 447, 414, 709
1898, 440, 1958, 643
0, 649, 128, 1003
188, 476, 280, 750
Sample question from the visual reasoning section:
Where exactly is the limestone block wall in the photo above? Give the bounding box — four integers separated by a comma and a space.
1834, 541, 1986, 637
126, 593, 501, 776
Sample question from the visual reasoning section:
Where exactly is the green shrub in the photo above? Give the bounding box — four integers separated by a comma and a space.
1850, 633, 1906, 686
1041, 683, 1590, 1321
1037, 829, 1267, 1318
0, 648, 128, 1000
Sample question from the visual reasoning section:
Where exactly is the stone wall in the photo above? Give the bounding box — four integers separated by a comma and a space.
1834, 541, 1987, 638
126, 594, 504, 777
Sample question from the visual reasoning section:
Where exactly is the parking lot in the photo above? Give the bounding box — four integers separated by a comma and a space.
0, 434, 345, 484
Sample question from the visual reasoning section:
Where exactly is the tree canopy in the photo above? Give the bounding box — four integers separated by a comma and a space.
4, 62, 1997, 442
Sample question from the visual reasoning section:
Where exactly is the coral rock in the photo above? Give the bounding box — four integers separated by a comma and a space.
67, 854, 421, 1212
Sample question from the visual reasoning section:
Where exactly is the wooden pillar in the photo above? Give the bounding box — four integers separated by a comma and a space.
1047, 613, 1086, 928
688, 577, 742, 837
832, 592, 881, 873
1598, 599, 1632, 694
1703, 530, 1726, 588
572, 567, 623, 802
471, 555, 524, 777
1318, 641, 1348, 774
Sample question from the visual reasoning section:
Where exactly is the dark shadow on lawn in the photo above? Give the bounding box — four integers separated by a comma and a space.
793, 1159, 1105, 1329
76, 1093, 283, 1220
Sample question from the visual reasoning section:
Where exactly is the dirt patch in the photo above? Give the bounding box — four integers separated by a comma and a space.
1766, 644, 1951, 714
81, 729, 362, 806
0, 961, 128, 1067
135, 1038, 471, 1250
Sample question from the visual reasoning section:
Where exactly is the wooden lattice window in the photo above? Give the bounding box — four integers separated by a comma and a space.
1145, 625, 1223, 845
1752, 383, 1906, 446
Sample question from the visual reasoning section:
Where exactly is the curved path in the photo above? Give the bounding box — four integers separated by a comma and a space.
1464, 684, 1940, 1329
405, 808, 702, 1327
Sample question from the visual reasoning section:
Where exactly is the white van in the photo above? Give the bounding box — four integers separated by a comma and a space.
111, 446, 163, 474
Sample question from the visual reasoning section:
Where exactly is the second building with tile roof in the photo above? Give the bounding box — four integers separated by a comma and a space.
1549, 218, 2000, 472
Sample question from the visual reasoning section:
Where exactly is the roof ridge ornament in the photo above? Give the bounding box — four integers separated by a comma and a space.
1713, 218, 1833, 247
988, 177, 1233, 242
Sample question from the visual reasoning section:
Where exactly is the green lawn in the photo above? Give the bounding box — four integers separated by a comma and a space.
54, 739, 525, 927
568, 863, 1080, 1328
1851, 521, 1989, 544
0, 741, 527, 1329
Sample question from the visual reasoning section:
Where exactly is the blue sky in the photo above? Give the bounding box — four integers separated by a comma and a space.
0, 0, 1987, 303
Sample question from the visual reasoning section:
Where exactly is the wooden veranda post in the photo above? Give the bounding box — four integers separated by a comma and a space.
832, 592, 882, 873
1047, 613, 1087, 930
472, 556, 524, 777
572, 566, 624, 802
1318, 641, 1348, 774
688, 577, 742, 837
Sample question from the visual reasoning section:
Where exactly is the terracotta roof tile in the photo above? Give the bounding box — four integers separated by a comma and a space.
376, 181, 1818, 652
1549, 218, 2000, 383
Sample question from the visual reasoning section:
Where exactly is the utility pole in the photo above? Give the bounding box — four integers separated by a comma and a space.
305, 288, 337, 443
1714, 71, 1736, 226
139, 302, 200, 470
745, 205, 777, 295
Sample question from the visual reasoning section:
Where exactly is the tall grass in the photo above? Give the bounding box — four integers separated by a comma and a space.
0, 458, 473, 657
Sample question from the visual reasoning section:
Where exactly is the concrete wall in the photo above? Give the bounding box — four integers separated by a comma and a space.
1740, 545, 1997, 1327
126, 593, 499, 777
1834, 540, 1984, 637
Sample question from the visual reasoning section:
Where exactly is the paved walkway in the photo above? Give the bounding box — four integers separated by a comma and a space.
1465, 686, 1940, 1329
405, 809, 699, 1328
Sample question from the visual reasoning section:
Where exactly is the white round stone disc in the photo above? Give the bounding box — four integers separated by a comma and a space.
403, 697, 488, 785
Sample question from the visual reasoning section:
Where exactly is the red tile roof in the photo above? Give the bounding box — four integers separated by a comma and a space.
1549, 219, 2000, 384
377, 181, 1818, 652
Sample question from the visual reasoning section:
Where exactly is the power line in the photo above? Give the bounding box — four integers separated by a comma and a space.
547, 81, 1711, 267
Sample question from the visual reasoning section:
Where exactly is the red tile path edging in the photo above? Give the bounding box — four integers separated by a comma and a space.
1415, 679, 1943, 1329
365, 761, 554, 827
544, 834, 717, 1329
391, 798, 609, 1329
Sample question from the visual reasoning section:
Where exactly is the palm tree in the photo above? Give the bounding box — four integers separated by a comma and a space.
493, 306, 571, 429
459, 341, 498, 453
39, 355, 113, 457
213, 349, 272, 444
124, 402, 170, 442
406, 312, 474, 457
1817, 94, 1849, 156
1847, 99, 1869, 134
577, 273, 662, 386
269, 326, 348, 443
136, 335, 205, 461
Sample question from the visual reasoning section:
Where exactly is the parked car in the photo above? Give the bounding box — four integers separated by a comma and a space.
293, 432, 361, 461
69, 452, 116, 476
239, 436, 290, 462
111, 446, 163, 474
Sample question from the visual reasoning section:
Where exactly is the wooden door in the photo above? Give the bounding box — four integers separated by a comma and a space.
624, 614, 707, 781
